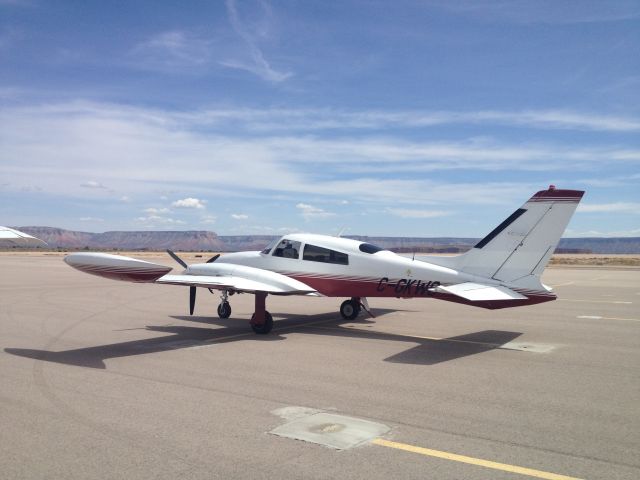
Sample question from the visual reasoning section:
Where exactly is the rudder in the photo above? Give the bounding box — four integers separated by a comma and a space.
448, 186, 584, 286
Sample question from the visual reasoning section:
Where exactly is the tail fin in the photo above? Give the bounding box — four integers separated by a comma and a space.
433, 187, 584, 288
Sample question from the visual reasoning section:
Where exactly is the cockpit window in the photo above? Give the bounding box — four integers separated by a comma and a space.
303, 244, 349, 265
261, 238, 279, 255
272, 239, 301, 259
359, 243, 386, 254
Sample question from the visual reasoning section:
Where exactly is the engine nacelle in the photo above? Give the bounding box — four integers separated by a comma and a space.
65, 252, 172, 282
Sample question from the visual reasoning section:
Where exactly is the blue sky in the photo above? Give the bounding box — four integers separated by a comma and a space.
1, 0, 639, 237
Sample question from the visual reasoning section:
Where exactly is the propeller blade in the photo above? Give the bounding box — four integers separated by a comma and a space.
206, 254, 220, 263
167, 249, 188, 269
189, 286, 196, 315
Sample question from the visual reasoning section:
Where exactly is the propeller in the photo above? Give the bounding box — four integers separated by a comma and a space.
166, 249, 188, 268
166, 250, 221, 316
189, 286, 196, 315
167, 249, 197, 315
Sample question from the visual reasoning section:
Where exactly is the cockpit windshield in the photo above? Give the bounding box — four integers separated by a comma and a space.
260, 238, 280, 255
272, 239, 301, 259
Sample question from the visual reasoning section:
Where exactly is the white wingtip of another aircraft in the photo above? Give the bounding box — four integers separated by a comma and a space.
0, 226, 47, 247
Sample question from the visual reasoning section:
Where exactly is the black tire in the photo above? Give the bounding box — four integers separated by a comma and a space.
340, 299, 360, 320
251, 311, 273, 334
217, 301, 232, 319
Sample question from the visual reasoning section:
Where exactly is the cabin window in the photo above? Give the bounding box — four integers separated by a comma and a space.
303, 244, 349, 265
272, 239, 301, 259
359, 243, 386, 254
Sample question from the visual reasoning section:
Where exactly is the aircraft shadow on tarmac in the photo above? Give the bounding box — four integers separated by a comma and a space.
4, 309, 522, 369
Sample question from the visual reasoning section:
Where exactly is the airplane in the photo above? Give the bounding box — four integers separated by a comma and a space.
64, 186, 584, 334
0, 226, 47, 247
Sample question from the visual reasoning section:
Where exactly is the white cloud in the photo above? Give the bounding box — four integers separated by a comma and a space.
135, 215, 185, 226
79, 216, 104, 222
120, 195, 131, 202
578, 202, 640, 213
201, 214, 217, 224
386, 208, 452, 219
296, 203, 335, 220
171, 198, 206, 209
80, 180, 108, 189
144, 207, 171, 215
231, 213, 249, 220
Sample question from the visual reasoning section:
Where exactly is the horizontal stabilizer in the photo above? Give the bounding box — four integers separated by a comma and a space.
435, 282, 527, 301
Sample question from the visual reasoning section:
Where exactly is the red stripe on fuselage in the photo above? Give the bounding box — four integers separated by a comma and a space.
288, 273, 555, 309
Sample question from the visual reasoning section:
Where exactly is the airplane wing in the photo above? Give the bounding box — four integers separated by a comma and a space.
0, 226, 47, 247
434, 282, 527, 301
156, 274, 315, 295
65, 252, 317, 295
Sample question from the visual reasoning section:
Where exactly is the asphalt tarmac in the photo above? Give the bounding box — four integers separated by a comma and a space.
1, 254, 638, 480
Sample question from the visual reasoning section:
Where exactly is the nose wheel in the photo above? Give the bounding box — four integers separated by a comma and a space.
217, 301, 231, 319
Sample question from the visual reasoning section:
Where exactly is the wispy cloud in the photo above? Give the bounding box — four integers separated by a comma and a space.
135, 215, 186, 227
565, 228, 640, 237
131, 30, 212, 71
231, 213, 249, 220
386, 208, 451, 219
201, 214, 217, 224
172, 107, 640, 133
296, 203, 335, 220
578, 202, 640, 213
222, 0, 292, 82
1, 101, 638, 211
435, 1, 640, 25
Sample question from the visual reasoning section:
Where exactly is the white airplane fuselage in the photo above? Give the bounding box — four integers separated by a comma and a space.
190, 233, 553, 309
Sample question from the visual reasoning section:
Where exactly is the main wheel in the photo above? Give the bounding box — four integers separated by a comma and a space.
340, 299, 360, 320
251, 311, 273, 334
217, 301, 232, 319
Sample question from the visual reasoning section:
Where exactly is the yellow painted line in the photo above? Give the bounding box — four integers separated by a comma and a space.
559, 299, 631, 304
372, 438, 583, 480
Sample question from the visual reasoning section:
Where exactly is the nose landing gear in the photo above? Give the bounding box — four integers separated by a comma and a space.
217, 290, 232, 319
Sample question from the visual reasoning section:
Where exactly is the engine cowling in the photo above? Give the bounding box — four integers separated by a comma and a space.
64, 252, 172, 282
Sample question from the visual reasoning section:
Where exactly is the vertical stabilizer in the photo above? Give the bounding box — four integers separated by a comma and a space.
446, 187, 584, 287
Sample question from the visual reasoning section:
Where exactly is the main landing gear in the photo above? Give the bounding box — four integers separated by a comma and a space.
340, 297, 362, 320
250, 292, 273, 334
217, 290, 273, 334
